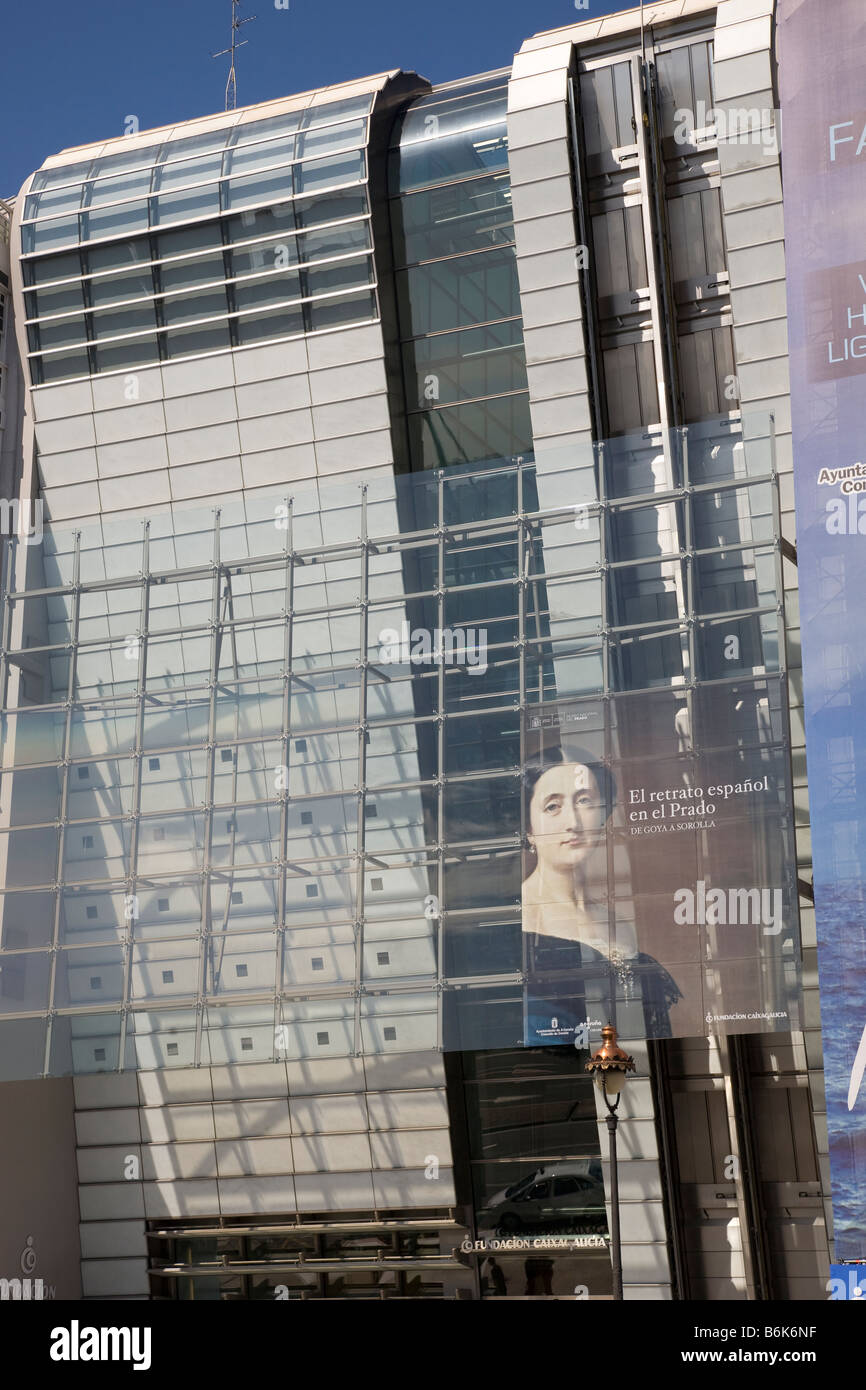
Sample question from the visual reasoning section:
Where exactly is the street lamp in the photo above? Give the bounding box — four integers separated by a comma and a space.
585, 1023, 635, 1301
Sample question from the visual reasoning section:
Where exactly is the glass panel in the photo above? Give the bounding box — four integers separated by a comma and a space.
159, 252, 227, 291
152, 183, 221, 226
293, 150, 365, 195
23, 250, 82, 286
90, 301, 157, 338
295, 186, 368, 228
223, 169, 296, 211
22, 215, 81, 254
33, 347, 91, 382
86, 238, 152, 272
86, 169, 152, 207
223, 136, 296, 178
397, 249, 520, 335
302, 254, 373, 297
306, 289, 377, 332
161, 287, 229, 325
92, 334, 160, 373
153, 154, 223, 191
88, 268, 155, 307
403, 321, 525, 406
30, 161, 93, 192
395, 173, 514, 264
230, 238, 298, 276
228, 112, 303, 148
407, 394, 532, 469
25, 184, 84, 220
156, 222, 224, 259
82, 201, 149, 241
233, 272, 301, 311
234, 304, 304, 344
32, 314, 89, 351
297, 118, 367, 161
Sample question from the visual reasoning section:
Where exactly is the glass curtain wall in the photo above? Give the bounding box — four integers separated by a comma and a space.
388, 75, 532, 470
22, 93, 378, 384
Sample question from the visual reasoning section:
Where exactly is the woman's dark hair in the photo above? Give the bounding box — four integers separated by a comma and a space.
523, 745, 616, 826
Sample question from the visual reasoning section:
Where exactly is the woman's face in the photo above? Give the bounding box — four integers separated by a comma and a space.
528, 763, 606, 873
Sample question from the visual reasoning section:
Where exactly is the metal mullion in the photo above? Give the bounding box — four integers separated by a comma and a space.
196, 510, 222, 1067
44, 528, 82, 1077
275, 498, 293, 1045
434, 470, 447, 1054
118, 522, 151, 1069
354, 487, 370, 1059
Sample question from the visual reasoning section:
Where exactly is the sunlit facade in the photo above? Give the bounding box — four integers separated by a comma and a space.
0, 0, 831, 1302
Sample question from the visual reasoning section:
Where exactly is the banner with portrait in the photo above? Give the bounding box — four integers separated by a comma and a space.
521, 683, 801, 1047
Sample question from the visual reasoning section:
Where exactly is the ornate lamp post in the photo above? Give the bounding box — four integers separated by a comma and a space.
586, 1023, 635, 1301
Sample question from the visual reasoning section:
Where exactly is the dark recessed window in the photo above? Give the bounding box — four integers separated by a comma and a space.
154, 827, 165, 841
235, 963, 248, 977
301, 810, 313, 825
157, 898, 169, 912
77, 766, 90, 780
384, 1026, 397, 1041
365, 803, 378, 818
231, 891, 243, 905
226, 819, 235, 832
82, 835, 94, 849
90, 976, 102, 989
305, 884, 318, 898
295, 739, 307, 753
370, 877, 383, 891
86, 905, 98, 919
316, 1031, 329, 1045
221, 748, 234, 763
93, 1048, 106, 1061
149, 758, 160, 771
241, 1036, 253, 1051
162, 970, 174, 984
377, 951, 390, 966
166, 1042, 179, 1056
311, 957, 324, 971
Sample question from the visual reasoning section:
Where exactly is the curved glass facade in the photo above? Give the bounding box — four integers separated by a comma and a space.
389, 76, 532, 470
21, 94, 378, 383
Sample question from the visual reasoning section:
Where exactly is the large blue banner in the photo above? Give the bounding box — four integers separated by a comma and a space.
779, 0, 866, 1261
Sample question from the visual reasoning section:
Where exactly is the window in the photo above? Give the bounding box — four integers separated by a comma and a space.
86, 906, 98, 920
148, 758, 160, 771
305, 884, 318, 898
383, 1026, 397, 1041
162, 971, 174, 984
231, 891, 243, 905
241, 1037, 254, 1051
77, 766, 90, 780
235, 963, 248, 977
157, 899, 169, 912
90, 977, 102, 989
301, 811, 313, 825
166, 1043, 179, 1056
316, 1031, 329, 1045
376, 951, 390, 966
82, 836, 94, 849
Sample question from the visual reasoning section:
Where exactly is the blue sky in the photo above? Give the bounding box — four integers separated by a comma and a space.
1, 0, 630, 197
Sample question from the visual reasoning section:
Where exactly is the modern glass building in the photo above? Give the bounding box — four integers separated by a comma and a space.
0, 0, 832, 1301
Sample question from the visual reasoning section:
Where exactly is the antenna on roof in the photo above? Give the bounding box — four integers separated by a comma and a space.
212, 0, 257, 112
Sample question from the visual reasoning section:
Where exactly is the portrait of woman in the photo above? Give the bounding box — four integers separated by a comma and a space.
522, 746, 682, 1042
